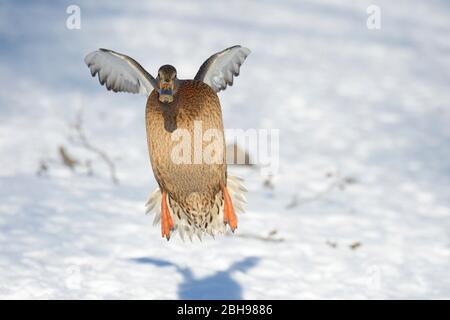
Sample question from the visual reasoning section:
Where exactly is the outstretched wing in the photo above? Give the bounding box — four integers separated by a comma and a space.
194, 45, 251, 93
84, 48, 157, 96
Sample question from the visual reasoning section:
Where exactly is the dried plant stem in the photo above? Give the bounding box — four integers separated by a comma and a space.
72, 110, 119, 184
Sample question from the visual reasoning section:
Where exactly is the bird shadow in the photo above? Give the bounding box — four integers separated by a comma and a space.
130, 256, 259, 299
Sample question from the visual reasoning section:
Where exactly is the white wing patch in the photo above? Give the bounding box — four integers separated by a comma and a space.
84, 49, 156, 97
195, 45, 251, 93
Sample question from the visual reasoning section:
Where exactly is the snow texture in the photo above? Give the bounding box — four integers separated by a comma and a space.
0, 0, 449, 299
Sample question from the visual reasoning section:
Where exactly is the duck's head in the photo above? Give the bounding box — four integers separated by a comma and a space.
157, 65, 178, 104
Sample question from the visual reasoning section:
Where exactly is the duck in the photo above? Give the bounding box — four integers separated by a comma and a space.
84, 45, 251, 241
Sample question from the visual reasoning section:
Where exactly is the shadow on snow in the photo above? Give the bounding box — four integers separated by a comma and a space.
130, 256, 259, 299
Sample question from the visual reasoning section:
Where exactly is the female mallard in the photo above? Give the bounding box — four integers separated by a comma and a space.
85, 45, 250, 241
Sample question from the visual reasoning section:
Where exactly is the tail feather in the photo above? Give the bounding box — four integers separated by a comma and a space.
227, 175, 247, 214
145, 175, 247, 241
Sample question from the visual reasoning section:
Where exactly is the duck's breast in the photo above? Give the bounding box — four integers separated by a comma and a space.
145, 80, 226, 203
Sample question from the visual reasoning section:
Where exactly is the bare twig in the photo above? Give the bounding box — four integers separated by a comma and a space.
71, 109, 119, 184
286, 171, 358, 209
326, 240, 338, 248
58, 145, 79, 170
349, 241, 362, 250
228, 229, 284, 242
36, 160, 49, 176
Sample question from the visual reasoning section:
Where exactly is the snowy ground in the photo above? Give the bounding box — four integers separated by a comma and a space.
0, 0, 449, 299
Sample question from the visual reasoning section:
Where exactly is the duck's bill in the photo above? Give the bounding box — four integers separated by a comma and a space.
159, 88, 173, 103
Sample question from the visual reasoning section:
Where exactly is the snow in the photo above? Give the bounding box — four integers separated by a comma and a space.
0, 0, 449, 299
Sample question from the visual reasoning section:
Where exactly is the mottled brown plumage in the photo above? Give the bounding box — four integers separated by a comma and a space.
146, 80, 226, 228
84, 45, 250, 241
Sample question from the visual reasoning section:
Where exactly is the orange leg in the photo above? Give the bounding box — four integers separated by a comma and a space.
223, 186, 238, 232
161, 191, 174, 240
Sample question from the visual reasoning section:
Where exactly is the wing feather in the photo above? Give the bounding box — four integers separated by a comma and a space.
84, 48, 157, 96
194, 45, 251, 93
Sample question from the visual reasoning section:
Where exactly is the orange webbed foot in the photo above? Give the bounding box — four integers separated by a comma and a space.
223, 186, 238, 232
161, 192, 174, 240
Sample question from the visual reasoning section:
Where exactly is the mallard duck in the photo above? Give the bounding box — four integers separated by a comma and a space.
85, 45, 250, 241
